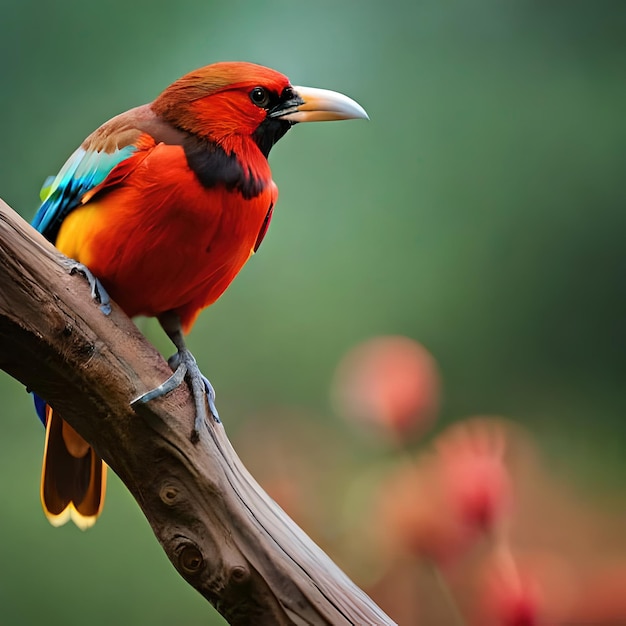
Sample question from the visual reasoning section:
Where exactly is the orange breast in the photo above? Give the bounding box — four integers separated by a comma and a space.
55, 143, 277, 332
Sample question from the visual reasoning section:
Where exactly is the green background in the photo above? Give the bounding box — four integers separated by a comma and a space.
1, 1, 624, 624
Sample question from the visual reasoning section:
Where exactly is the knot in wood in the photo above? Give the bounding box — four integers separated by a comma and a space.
159, 481, 180, 505
229, 565, 249, 585
76, 340, 95, 358
179, 543, 204, 576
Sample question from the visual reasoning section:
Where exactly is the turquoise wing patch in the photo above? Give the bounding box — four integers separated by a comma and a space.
32, 144, 137, 243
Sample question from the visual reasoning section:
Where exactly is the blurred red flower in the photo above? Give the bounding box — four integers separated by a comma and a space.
476, 547, 542, 626
435, 419, 513, 534
331, 335, 440, 443
376, 419, 513, 566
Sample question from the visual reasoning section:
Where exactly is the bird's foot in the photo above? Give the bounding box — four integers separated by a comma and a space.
131, 348, 220, 443
64, 261, 111, 315
168, 350, 220, 429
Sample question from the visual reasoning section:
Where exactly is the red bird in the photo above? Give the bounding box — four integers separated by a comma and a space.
31, 61, 367, 528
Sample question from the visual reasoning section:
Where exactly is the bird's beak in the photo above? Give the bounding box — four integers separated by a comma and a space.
269, 86, 368, 123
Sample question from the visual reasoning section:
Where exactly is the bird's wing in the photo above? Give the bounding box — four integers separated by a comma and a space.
32, 144, 138, 243
31, 105, 162, 243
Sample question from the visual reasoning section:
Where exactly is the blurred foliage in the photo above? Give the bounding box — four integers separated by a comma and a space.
1, 0, 625, 624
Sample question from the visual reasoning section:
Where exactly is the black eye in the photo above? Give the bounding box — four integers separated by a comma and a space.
249, 86, 270, 108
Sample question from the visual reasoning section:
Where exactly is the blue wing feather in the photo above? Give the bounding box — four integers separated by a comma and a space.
33, 393, 47, 425
32, 144, 137, 242
30, 138, 138, 421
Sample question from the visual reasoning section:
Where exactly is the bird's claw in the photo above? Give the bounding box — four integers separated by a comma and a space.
132, 347, 220, 443
66, 261, 112, 315
166, 351, 219, 423
130, 365, 187, 405
201, 375, 220, 423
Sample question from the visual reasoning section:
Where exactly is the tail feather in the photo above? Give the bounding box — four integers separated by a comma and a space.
40, 406, 107, 530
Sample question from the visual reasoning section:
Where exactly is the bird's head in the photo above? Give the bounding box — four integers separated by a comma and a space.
152, 61, 367, 156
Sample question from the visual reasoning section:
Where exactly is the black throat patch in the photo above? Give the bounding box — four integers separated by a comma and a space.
252, 118, 293, 158
182, 135, 266, 200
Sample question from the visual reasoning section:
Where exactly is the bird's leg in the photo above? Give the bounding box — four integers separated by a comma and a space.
62, 259, 112, 315
131, 311, 220, 442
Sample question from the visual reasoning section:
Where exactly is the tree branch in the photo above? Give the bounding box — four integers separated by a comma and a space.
0, 198, 395, 625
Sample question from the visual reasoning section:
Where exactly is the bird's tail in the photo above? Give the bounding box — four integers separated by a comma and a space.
40, 405, 107, 530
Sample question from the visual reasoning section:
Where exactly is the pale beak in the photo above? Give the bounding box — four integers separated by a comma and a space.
269, 86, 368, 123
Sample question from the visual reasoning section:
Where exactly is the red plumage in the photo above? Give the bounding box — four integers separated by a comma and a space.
58, 133, 277, 332
35, 61, 367, 528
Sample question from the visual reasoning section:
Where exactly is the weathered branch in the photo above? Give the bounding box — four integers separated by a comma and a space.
0, 198, 395, 625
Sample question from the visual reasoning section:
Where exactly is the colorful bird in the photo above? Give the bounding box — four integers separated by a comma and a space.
31, 61, 367, 529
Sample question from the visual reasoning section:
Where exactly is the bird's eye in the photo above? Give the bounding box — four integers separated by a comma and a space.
249, 86, 270, 108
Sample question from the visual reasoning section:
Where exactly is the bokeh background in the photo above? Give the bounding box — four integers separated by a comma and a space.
1, 1, 625, 624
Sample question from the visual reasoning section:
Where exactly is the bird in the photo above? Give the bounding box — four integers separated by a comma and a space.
31, 61, 368, 529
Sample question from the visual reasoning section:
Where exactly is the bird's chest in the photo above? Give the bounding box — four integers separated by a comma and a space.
157, 180, 274, 269
68, 154, 277, 317
142, 140, 276, 264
